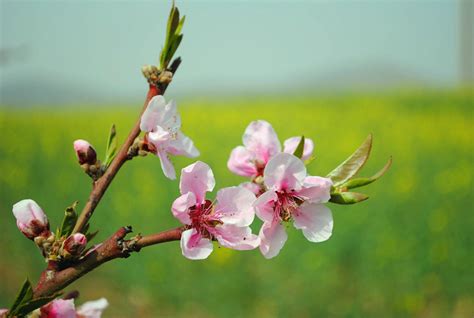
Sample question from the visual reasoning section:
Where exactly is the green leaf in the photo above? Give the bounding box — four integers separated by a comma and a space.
58, 201, 78, 238
103, 124, 117, 169
292, 136, 305, 159
14, 293, 61, 317
8, 279, 33, 317
85, 230, 99, 243
326, 134, 373, 186
160, 3, 185, 70
329, 192, 369, 205
340, 156, 392, 190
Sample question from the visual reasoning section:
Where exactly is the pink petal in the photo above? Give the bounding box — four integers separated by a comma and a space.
214, 224, 260, 250
41, 299, 76, 318
171, 192, 196, 225
180, 229, 213, 260
263, 153, 307, 191
179, 161, 215, 203
147, 126, 172, 145
253, 190, 278, 223
167, 132, 200, 158
140, 95, 167, 132
296, 176, 333, 203
259, 221, 288, 259
293, 203, 333, 242
215, 186, 256, 226
76, 298, 109, 318
157, 150, 176, 180
283, 137, 314, 161
12, 199, 47, 225
239, 181, 263, 196
227, 146, 258, 177
242, 120, 281, 163
159, 99, 181, 133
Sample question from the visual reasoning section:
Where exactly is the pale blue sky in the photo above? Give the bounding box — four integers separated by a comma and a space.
0, 0, 464, 104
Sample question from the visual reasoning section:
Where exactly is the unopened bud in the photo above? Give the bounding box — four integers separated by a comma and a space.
62, 233, 87, 257
12, 199, 50, 240
74, 139, 97, 165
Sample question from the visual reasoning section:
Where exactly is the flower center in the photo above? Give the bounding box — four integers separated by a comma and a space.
188, 200, 222, 239
274, 191, 304, 222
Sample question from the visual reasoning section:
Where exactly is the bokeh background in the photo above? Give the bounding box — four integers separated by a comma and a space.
1, 1, 473, 317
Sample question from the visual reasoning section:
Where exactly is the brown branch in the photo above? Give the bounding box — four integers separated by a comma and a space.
33, 226, 184, 298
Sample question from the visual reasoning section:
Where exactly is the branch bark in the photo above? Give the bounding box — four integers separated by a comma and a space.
33, 226, 184, 298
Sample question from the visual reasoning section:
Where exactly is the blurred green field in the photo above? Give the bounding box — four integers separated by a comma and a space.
0, 89, 473, 317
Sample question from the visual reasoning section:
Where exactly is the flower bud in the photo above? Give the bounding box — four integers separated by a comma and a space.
62, 233, 87, 257
12, 199, 50, 240
73, 139, 97, 165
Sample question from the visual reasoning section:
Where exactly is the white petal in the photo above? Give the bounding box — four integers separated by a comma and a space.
76, 298, 109, 318
263, 153, 307, 191
227, 146, 258, 177
140, 95, 167, 132
253, 190, 277, 223
293, 203, 333, 243
214, 225, 260, 250
179, 161, 215, 202
180, 229, 213, 260
159, 99, 181, 133
171, 192, 196, 225
157, 150, 176, 180
12, 199, 47, 225
242, 120, 281, 163
283, 137, 314, 161
215, 186, 256, 226
259, 221, 288, 259
167, 132, 200, 158
296, 176, 333, 203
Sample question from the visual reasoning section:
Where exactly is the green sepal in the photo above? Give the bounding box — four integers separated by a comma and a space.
57, 201, 78, 238
326, 134, 372, 186
292, 136, 305, 159
8, 279, 33, 317
339, 156, 392, 190
329, 192, 369, 205
103, 124, 117, 169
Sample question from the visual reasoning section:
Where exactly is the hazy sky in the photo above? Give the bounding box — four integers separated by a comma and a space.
0, 0, 463, 104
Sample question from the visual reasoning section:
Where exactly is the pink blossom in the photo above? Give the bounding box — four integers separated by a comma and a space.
0, 309, 8, 318
140, 95, 199, 180
254, 153, 333, 259
172, 161, 260, 260
12, 199, 50, 240
40, 299, 76, 318
227, 120, 314, 179
73, 140, 97, 165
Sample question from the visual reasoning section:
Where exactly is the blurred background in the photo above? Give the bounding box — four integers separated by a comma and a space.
0, 0, 473, 317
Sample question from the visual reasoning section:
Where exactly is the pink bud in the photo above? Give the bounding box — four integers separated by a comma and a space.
62, 233, 87, 256
73, 139, 97, 165
12, 199, 50, 240
40, 299, 76, 318
0, 309, 8, 318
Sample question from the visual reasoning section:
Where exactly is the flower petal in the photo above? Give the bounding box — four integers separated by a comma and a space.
253, 190, 278, 223
159, 99, 181, 133
259, 221, 288, 259
40, 299, 76, 318
214, 224, 260, 250
140, 95, 167, 132
76, 298, 109, 318
180, 229, 213, 260
242, 120, 281, 163
171, 192, 196, 225
215, 186, 256, 226
12, 199, 47, 225
293, 203, 333, 243
227, 146, 258, 177
167, 132, 199, 158
179, 161, 215, 202
239, 181, 263, 196
263, 153, 307, 191
157, 150, 176, 180
283, 137, 314, 161
296, 176, 333, 203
